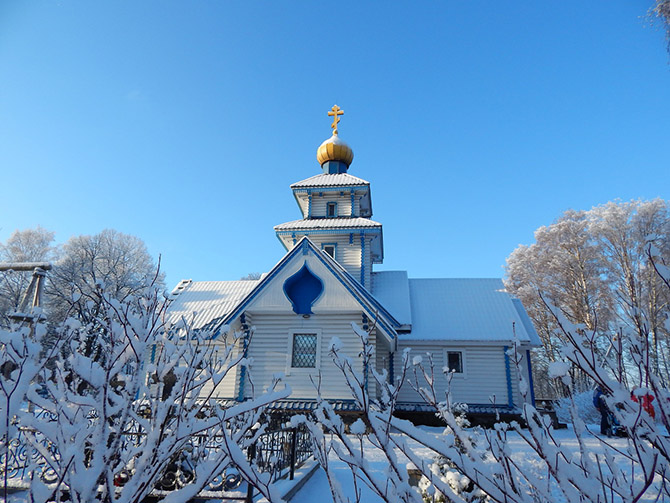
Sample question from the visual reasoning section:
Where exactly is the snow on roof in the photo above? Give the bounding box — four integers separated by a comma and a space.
402, 278, 539, 343
274, 217, 382, 231
290, 173, 370, 189
371, 271, 412, 326
167, 280, 259, 330
511, 298, 542, 346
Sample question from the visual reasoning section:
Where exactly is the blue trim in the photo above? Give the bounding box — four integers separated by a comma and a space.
360, 233, 365, 286
326, 201, 338, 218
526, 350, 536, 406
503, 346, 514, 407
389, 352, 394, 384
292, 185, 369, 193
237, 314, 249, 401
349, 233, 353, 245
307, 193, 312, 218
350, 189, 355, 217
364, 359, 369, 392
150, 343, 156, 364
321, 160, 349, 174
276, 228, 381, 236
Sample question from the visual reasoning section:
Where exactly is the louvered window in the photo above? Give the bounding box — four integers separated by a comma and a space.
291, 333, 318, 368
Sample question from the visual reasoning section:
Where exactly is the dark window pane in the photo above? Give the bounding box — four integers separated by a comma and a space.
447, 352, 462, 373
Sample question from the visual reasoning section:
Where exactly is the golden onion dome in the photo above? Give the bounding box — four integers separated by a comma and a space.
316, 134, 354, 167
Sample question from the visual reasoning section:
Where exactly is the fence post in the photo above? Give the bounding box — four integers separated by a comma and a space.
289, 428, 297, 481
246, 441, 256, 503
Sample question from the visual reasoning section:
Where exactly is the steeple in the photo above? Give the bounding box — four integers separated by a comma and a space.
274, 106, 383, 287
316, 104, 354, 174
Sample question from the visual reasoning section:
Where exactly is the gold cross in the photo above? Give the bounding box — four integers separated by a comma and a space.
327, 104, 344, 135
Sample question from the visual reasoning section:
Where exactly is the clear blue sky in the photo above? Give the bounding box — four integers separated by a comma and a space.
1, 1, 668, 290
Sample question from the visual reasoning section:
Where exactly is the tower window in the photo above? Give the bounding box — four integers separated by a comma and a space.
322, 243, 336, 259
326, 202, 337, 218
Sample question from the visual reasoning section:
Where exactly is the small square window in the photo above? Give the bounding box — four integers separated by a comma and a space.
323, 245, 335, 258
446, 351, 463, 373
326, 202, 337, 218
291, 333, 317, 368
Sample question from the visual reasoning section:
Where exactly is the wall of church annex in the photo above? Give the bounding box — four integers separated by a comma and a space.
393, 341, 521, 407
239, 311, 376, 401
195, 324, 244, 400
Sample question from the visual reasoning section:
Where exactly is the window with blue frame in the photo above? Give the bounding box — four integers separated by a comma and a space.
326, 202, 337, 218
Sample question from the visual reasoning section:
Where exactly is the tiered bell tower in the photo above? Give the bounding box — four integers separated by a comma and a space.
274, 105, 384, 287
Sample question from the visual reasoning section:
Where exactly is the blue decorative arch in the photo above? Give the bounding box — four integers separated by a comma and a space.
283, 262, 324, 315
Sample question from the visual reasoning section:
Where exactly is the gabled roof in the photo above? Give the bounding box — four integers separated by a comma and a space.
212, 237, 400, 342
290, 173, 370, 189
274, 217, 382, 231
403, 278, 540, 344
371, 271, 412, 327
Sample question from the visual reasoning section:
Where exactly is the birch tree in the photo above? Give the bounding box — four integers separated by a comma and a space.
506, 199, 670, 395
46, 229, 165, 325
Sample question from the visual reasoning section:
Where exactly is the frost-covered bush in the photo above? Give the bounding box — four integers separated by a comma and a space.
0, 284, 289, 503
417, 406, 488, 503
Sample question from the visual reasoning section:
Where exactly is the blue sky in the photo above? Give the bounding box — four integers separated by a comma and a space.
1, 1, 668, 290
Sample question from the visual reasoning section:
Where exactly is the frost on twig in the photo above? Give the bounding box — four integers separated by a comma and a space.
1, 285, 290, 503
307, 312, 669, 503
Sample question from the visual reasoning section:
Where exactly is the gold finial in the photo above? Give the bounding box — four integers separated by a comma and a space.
327, 104, 344, 135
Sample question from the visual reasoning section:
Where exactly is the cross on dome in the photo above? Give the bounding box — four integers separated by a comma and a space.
328, 104, 344, 135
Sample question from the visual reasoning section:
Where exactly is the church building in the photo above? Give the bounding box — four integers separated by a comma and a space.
167, 106, 541, 419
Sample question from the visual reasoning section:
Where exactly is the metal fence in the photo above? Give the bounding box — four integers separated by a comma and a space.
1, 414, 313, 501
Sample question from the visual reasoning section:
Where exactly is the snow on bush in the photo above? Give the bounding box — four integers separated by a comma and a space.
0, 284, 290, 503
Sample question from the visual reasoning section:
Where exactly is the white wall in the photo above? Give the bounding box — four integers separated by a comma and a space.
240, 312, 375, 400
394, 341, 522, 407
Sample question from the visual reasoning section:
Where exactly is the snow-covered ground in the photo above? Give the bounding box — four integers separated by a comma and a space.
294, 425, 665, 502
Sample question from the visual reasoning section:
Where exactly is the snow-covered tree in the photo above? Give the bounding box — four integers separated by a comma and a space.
651, 0, 670, 49
1, 282, 290, 503
506, 199, 670, 396
506, 209, 612, 397
46, 229, 165, 325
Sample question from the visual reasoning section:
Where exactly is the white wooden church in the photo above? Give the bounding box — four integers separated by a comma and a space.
168, 106, 541, 420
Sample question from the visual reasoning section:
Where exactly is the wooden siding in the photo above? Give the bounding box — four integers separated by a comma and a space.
240, 312, 375, 400
311, 193, 358, 218
196, 320, 244, 399
394, 341, 522, 406
293, 190, 369, 219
